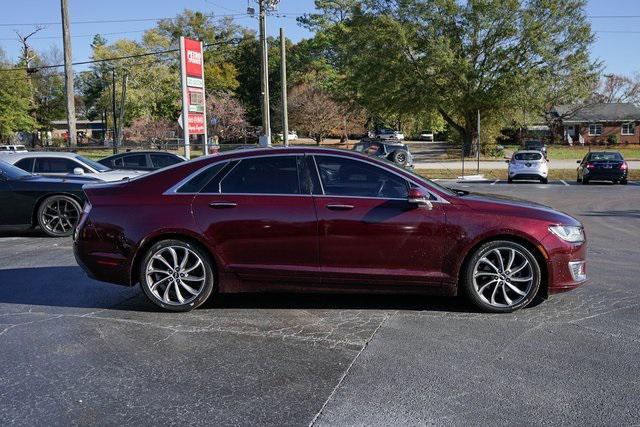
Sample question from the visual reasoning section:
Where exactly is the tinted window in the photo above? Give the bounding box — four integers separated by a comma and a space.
15, 158, 34, 172
301, 156, 321, 195
0, 160, 31, 179
514, 152, 542, 161
122, 154, 147, 168
35, 158, 85, 173
178, 162, 228, 193
587, 152, 623, 161
151, 154, 181, 169
113, 157, 124, 167
314, 155, 409, 199
220, 156, 301, 195
75, 156, 110, 172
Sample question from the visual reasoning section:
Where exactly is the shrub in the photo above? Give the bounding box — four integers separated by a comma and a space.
606, 134, 619, 145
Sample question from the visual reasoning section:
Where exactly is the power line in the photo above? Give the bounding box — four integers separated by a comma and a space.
0, 30, 148, 41
0, 13, 247, 27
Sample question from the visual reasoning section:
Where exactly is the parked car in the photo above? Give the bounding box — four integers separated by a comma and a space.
98, 151, 186, 171
507, 150, 549, 184
418, 130, 434, 141
0, 160, 86, 237
0, 144, 28, 153
275, 130, 298, 141
374, 128, 405, 141
577, 151, 628, 185
74, 147, 587, 313
353, 138, 413, 167
1, 152, 147, 182
522, 140, 548, 158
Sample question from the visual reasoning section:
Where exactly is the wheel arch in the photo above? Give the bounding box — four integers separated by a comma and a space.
130, 231, 217, 287
456, 233, 549, 299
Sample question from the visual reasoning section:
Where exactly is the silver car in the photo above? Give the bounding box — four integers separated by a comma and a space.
507, 150, 549, 184
0, 152, 148, 182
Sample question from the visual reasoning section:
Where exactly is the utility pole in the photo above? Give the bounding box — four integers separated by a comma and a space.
280, 27, 289, 147
258, 0, 278, 147
111, 69, 118, 154
60, 0, 77, 147
118, 74, 128, 147
477, 109, 481, 174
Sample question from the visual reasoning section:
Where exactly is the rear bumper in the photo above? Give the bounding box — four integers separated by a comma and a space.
584, 170, 627, 181
510, 173, 546, 180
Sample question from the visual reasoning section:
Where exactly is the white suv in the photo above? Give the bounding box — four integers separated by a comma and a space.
507, 150, 549, 184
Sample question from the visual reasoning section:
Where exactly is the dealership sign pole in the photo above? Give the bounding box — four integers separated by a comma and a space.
179, 37, 207, 159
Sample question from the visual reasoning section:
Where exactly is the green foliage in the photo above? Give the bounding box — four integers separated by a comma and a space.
0, 50, 37, 140
607, 134, 619, 145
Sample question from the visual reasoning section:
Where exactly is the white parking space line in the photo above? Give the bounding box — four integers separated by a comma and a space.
490, 179, 499, 185
560, 180, 569, 186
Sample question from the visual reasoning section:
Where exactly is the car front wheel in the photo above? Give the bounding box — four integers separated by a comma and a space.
462, 240, 541, 313
139, 239, 215, 312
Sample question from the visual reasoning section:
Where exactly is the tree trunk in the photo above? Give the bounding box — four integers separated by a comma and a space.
315, 135, 322, 145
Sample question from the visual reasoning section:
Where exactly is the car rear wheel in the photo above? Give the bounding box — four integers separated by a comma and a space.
37, 195, 82, 237
139, 239, 215, 312
392, 149, 409, 166
620, 178, 628, 185
462, 240, 541, 313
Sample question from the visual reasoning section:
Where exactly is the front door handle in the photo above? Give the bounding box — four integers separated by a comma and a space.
209, 202, 237, 209
326, 204, 354, 211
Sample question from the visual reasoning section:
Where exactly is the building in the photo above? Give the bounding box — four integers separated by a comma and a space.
50, 119, 106, 142
551, 103, 640, 145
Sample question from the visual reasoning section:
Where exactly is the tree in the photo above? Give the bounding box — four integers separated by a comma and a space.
206, 91, 249, 142
288, 84, 342, 144
305, 0, 599, 154
125, 116, 177, 144
592, 73, 640, 104
0, 49, 37, 141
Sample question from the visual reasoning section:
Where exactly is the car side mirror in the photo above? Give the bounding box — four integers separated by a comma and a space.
73, 167, 85, 175
408, 188, 433, 210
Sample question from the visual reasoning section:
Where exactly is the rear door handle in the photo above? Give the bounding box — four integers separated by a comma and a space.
209, 202, 237, 209
326, 204, 354, 211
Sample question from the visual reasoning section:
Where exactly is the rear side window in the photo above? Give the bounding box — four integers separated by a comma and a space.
219, 156, 301, 195
123, 154, 147, 168
151, 154, 181, 169
15, 158, 34, 172
34, 158, 86, 173
177, 162, 228, 193
514, 152, 542, 161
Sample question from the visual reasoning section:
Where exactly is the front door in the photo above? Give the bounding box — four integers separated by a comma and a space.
191, 155, 319, 283
311, 155, 448, 287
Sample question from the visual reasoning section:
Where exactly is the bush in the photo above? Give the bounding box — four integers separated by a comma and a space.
607, 134, 619, 145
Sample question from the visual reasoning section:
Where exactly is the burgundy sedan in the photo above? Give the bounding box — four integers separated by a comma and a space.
74, 147, 588, 313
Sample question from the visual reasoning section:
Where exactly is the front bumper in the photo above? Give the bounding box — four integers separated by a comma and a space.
543, 234, 589, 294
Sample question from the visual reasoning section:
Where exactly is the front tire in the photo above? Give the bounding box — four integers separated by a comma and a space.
462, 240, 541, 313
540, 177, 548, 184
391, 149, 409, 167
139, 239, 215, 312
37, 195, 82, 237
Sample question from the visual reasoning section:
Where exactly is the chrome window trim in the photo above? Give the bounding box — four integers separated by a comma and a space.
163, 151, 449, 204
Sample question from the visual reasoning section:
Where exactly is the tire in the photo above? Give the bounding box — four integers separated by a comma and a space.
507, 177, 513, 183
36, 195, 82, 237
139, 239, 215, 312
620, 178, 628, 185
461, 240, 541, 313
391, 149, 409, 167
540, 177, 548, 184
582, 178, 589, 185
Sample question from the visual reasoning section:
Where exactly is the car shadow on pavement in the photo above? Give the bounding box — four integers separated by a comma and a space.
0, 265, 495, 314
582, 209, 640, 218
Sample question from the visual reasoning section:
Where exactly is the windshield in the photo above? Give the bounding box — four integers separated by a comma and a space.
514, 152, 542, 161
587, 152, 623, 161
0, 160, 32, 179
75, 155, 111, 172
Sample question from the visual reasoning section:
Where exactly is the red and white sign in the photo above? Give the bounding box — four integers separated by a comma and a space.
180, 37, 207, 145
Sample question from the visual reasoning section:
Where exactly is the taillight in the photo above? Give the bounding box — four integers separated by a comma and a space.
586, 163, 595, 169
621, 162, 628, 170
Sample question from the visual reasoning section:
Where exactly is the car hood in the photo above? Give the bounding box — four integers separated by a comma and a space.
94, 170, 148, 181
458, 192, 581, 226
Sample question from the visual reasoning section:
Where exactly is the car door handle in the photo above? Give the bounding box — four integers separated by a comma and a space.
209, 202, 237, 209
326, 204, 354, 211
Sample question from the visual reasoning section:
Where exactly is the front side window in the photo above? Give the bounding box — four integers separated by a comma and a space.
123, 154, 147, 168
220, 156, 301, 195
314, 155, 409, 199
622, 123, 635, 135
35, 158, 87, 173
588, 124, 603, 136
151, 154, 181, 168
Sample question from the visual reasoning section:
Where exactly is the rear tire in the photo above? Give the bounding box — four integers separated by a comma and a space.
391, 149, 409, 167
540, 177, 548, 184
620, 178, 628, 185
139, 239, 215, 312
461, 240, 541, 313
36, 195, 82, 237
507, 177, 513, 183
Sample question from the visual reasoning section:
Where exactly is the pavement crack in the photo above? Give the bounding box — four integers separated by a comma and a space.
308, 310, 397, 426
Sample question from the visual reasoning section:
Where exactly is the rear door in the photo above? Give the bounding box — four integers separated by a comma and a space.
312, 155, 448, 287
191, 154, 319, 283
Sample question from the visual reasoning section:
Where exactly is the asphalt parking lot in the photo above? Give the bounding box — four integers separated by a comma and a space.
1, 182, 639, 426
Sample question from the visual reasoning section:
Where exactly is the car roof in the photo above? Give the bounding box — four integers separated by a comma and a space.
101, 151, 182, 159
513, 150, 544, 155
0, 151, 79, 159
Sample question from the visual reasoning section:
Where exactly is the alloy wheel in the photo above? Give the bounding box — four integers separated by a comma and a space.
40, 196, 80, 237
144, 246, 207, 306
472, 247, 534, 308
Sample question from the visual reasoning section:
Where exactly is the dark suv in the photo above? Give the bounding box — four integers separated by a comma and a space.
353, 138, 413, 167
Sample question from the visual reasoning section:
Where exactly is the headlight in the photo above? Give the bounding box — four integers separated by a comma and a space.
549, 225, 585, 243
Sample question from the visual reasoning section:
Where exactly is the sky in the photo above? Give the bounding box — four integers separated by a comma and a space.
0, 0, 639, 76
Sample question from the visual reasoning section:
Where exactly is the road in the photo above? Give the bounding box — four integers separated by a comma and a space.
1, 183, 639, 425
412, 159, 640, 169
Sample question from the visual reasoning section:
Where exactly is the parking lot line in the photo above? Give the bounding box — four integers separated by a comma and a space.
560, 180, 569, 186
490, 179, 499, 185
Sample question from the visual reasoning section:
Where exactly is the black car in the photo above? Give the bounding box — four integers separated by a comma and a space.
353, 138, 413, 167
523, 140, 548, 158
0, 160, 86, 237
577, 151, 628, 185
98, 151, 185, 171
